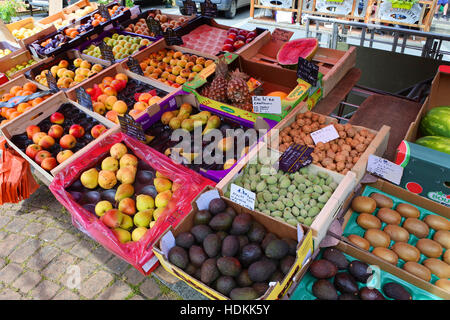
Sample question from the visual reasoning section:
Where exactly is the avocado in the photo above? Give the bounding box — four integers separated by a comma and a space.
175, 232, 195, 249
217, 256, 242, 277
348, 260, 373, 283
215, 276, 237, 296
237, 235, 249, 251
230, 213, 253, 235
280, 255, 296, 275
184, 263, 197, 276
240, 243, 263, 267
265, 239, 289, 260
312, 279, 338, 300
236, 269, 253, 287
191, 224, 213, 243
334, 272, 359, 295
209, 198, 227, 215
224, 206, 237, 219
382, 282, 412, 300
216, 231, 228, 242
194, 210, 212, 225
310, 259, 338, 279
200, 258, 220, 285
261, 233, 279, 250
189, 245, 207, 267
323, 248, 349, 270
248, 259, 277, 282
339, 293, 360, 300
194, 266, 202, 280
209, 212, 233, 231
221, 235, 240, 257
203, 233, 221, 258
269, 270, 284, 283
230, 287, 259, 300
168, 246, 189, 270
252, 282, 269, 297
359, 287, 385, 300
247, 221, 267, 243
282, 238, 298, 256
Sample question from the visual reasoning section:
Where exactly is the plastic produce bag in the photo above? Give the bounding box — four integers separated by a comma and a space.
49, 131, 215, 275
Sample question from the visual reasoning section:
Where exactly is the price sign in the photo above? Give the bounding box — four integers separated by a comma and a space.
278, 144, 314, 173
99, 41, 116, 63
297, 56, 319, 87
367, 154, 404, 185
271, 28, 294, 42
146, 16, 163, 36
76, 87, 93, 110
117, 113, 146, 143
98, 4, 111, 20
45, 71, 59, 92
229, 183, 255, 210
200, 0, 218, 18
163, 28, 183, 46
126, 56, 144, 76
310, 124, 340, 144
182, 0, 198, 15
252, 96, 281, 114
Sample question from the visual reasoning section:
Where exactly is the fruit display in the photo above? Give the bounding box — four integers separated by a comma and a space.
415, 136, 450, 155
180, 24, 259, 56
30, 32, 69, 57
292, 246, 437, 300
276, 38, 319, 69
344, 188, 450, 290
415, 106, 450, 154
277, 111, 376, 174
224, 152, 340, 227
62, 14, 105, 40
80, 33, 153, 61
65, 142, 176, 244
83, 73, 167, 121
65, 5, 96, 21
32, 58, 104, 89
166, 196, 299, 300
9, 103, 108, 172
0, 49, 12, 58
0, 82, 51, 125
133, 48, 215, 88
11, 25, 44, 40
5, 59, 39, 78
123, 12, 190, 37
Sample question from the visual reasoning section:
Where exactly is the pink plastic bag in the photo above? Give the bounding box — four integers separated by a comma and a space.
49, 131, 215, 275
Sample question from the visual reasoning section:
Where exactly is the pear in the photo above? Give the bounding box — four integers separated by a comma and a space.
133, 209, 153, 228
115, 184, 134, 202
154, 177, 173, 193
217, 137, 233, 152
119, 154, 138, 168
95, 200, 113, 217
112, 228, 131, 243
118, 197, 136, 215
181, 118, 195, 132
178, 103, 193, 118
153, 207, 166, 221
190, 110, 211, 125
202, 115, 221, 135
223, 158, 237, 170
161, 111, 176, 125
80, 168, 99, 189
110, 143, 128, 160
132, 227, 148, 242
155, 190, 172, 208
120, 214, 134, 231
116, 166, 137, 184
149, 221, 156, 228
136, 194, 155, 211
100, 209, 123, 228
169, 117, 182, 130
156, 171, 170, 179
98, 170, 117, 189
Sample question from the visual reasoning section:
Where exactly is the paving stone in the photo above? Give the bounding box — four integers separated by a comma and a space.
36, 216, 56, 226
0, 233, 27, 257
97, 281, 133, 300
158, 292, 181, 300
0, 290, 22, 300
70, 239, 96, 259
77, 260, 98, 280
31, 280, 60, 300
105, 256, 131, 275
12, 271, 42, 294
123, 267, 146, 286
128, 294, 145, 300
79, 271, 114, 299
0, 230, 8, 241
54, 232, 80, 250
0, 263, 23, 284
39, 227, 64, 242
42, 253, 77, 281
0, 216, 12, 229
139, 277, 161, 299
87, 246, 113, 266
52, 288, 80, 300
26, 245, 60, 271
8, 238, 42, 264
4, 217, 29, 233
22, 222, 45, 237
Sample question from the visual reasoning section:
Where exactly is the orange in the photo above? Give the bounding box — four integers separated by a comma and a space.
267, 91, 288, 99
92, 19, 100, 27
17, 102, 30, 113
21, 90, 33, 96
102, 76, 114, 85
23, 82, 37, 93
5, 108, 16, 119
69, 30, 79, 38
1, 107, 9, 117
2, 93, 14, 102
9, 111, 21, 119
31, 97, 44, 106
9, 86, 22, 96
15, 90, 24, 97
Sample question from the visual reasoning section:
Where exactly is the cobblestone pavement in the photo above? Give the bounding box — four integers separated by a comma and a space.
0, 182, 202, 300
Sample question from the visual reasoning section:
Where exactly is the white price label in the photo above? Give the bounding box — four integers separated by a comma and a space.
310, 124, 340, 144
367, 154, 404, 185
229, 184, 256, 210
195, 189, 220, 211
252, 96, 282, 114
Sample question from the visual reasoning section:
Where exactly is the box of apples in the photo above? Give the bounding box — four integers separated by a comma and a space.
0, 91, 118, 185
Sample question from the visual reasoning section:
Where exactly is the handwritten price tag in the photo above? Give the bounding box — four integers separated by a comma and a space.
367, 154, 404, 185
310, 124, 339, 144
252, 96, 281, 114
230, 183, 255, 210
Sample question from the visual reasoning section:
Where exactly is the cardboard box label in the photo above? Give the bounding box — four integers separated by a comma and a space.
310, 124, 339, 144
367, 154, 404, 185
252, 96, 281, 114
229, 184, 255, 210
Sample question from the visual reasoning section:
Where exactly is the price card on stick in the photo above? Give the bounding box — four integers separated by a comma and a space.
98, 4, 111, 20
310, 124, 340, 144
230, 184, 255, 210
118, 114, 147, 143
126, 56, 144, 76
252, 96, 281, 114
76, 87, 93, 111
367, 154, 404, 185
297, 57, 319, 87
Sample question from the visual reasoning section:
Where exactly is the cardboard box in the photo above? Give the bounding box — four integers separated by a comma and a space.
287, 240, 445, 300
339, 178, 450, 300
238, 30, 357, 99
269, 103, 391, 183
0, 91, 118, 185
216, 140, 357, 248
0, 49, 51, 80
152, 186, 315, 300
395, 65, 450, 207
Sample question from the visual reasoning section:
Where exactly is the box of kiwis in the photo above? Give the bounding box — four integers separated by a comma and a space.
152, 187, 314, 300
339, 177, 450, 299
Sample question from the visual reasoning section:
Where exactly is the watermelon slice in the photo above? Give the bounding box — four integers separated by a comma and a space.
277, 38, 319, 69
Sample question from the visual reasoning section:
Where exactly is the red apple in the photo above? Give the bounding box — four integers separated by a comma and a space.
228, 28, 239, 35
41, 157, 57, 171
35, 150, 51, 165
26, 144, 42, 159
246, 31, 257, 39
227, 33, 236, 41
235, 35, 246, 42
91, 124, 107, 138
233, 40, 245, 50
69, 124, 85, 138
246, 37, 254, 44
38, 135, 55, 149
32, 132, 47, 144
224, 37, 235, 45
56, 150, 74, 164
222, 44, 235, 52
59, 134, 77, 149
238, 29, 249, 37
50, 112, 64, 124
26, 125, 41, 140
48, 124, 64, 139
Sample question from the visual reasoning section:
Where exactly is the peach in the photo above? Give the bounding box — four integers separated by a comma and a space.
103, 86, 117, 97
38, 135, 55, 149
133, 101, 148, 112
56, 149, 74, 163
26, 125, 41, 139
69, 124, 85, 138
104, 95, 117, 110
48, 124, 64, 139
106, 110, 119, 124
59, 134, 77, 149
112, 100, 128, 115
58, 60, 69, 68
97, 94, 109, 104
41, 157, 57, 171
32, 132, 47, 144
93, 101, 106, 115
91, 124, 107, 138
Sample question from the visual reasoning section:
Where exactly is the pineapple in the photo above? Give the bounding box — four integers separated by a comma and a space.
227, 69, 252, 108
203, 57, 228, 102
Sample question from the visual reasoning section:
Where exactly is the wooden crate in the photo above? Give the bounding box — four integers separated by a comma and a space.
0, 91, 118, 185
0, 50, 51, 80
63, 0, 98, 17
5, 17, 57, 47
0, 74, 48, 98
39, 11, 73, 30
238, 31, 357, 98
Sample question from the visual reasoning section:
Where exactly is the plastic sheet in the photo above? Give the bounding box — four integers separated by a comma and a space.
49, 132, 215, 275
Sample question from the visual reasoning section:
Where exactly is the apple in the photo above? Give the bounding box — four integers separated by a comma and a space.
110, 79, 124, 92
50, 112, 64, 124
227, 33, 236, 41
235, 35, 246, 42
238, 29, 249, 37
48, 124, 64, 139
246, 31, 257, 39
59, 134, 77, 149
222, 44, 235, 52
91, 124, 107, 138
233, 40, 245, 50
26, 125, 40, 139
41, 157, 57, 170
69, 124, 85, 138
224, 38, 235, 45
26, 144, 42, 159
56, 150, 73, 163
38, 135, 55, 149
246, 37, 254, 44
35, 150, 51, 165
32, 132, 47, 144
228, 28, 239, 35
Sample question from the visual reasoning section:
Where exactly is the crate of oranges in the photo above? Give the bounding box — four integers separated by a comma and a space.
58, 11, 113, 44
0, 75, 53, 127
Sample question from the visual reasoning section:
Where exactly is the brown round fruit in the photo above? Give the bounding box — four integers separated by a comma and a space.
372, 247, 398, 265
433, 230, 450, 249
423, 258, 450, 279
364, 229, 391, 248
347, 234, 370, 251
377, 208, 402, 225
351, 196, 376, 213
357, 213, 382, 230
402, 261, 431, 282
416, 238, 443, 258
369, 192, 393, 208
395, 203, 420, 218
403, 218, 430, 239
423, 214, 450, 231
392, 242, 421, 262
383, 224, 410, 242
435, 279, 450, 292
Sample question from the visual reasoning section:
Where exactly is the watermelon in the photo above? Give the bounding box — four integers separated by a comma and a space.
419, 106, 450, 138
276, 38, 319, 70
415, 136, 450, 155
